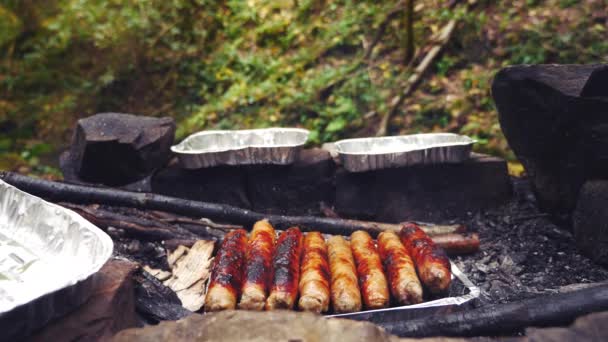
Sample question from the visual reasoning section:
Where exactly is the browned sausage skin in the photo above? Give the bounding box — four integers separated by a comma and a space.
327, 236, 362, 313
377, 231, 423, 305
298, 232, 331, 313
238, 220, 276, 310
400, 222, 452, 294
204, 229, 248, 311
266, 227, 303, 310
350, 230, 389, 309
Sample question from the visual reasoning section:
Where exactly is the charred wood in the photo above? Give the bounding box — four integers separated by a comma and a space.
1, 172, 469, 241
381, 283, 608, 337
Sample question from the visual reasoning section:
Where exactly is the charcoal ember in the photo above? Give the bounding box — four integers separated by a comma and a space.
150, 162, 251, 209
493, 64, 608, 223
62, 113, 175, 186
245, 148, 335, 215
133, 268, 192, 323
573, 180, 608, 265
335, 153, 511, 222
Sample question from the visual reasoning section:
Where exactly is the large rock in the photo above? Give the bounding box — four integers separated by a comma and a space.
62, 113, 175, 186
493, 64, 608, 223
150, 148, 335, 215
29, 259, 138, 342
572, 180, 608, 265
150, 161, 251, 209
245, 148, 335, 215
335, 154, 511, 222
112, 310, 473, 342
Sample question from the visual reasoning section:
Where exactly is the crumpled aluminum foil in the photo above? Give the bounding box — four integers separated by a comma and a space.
334, 133, 475, 172
171, 128, 310, 169
0, 180, 113, 338
326, 262, 480, 321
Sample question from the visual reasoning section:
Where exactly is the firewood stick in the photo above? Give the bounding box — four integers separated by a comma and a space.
382, 283, 608, 337
431, 233, 480, 255
60, 203, 198, 241
0, 172, 463, 238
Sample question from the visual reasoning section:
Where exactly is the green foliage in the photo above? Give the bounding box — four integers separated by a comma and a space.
1, 0, 607, 177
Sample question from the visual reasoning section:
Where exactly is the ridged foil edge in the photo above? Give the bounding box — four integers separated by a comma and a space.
326, 262, 480, 318
334, 133, 475, 172
0, 180, 113, 317
171, 128, 310, 169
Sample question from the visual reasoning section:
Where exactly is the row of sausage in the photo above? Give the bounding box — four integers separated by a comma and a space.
203, 221, 452, 314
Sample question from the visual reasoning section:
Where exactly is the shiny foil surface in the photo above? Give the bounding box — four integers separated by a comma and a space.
171, 128, 310, 169
326, 262, 480, 321
0, 180, 113, 338
334, 133, 475, 172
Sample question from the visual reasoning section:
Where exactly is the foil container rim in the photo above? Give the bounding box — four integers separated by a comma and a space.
325, 262, 479, 318
171, 127, 311, 154
0, 180, 114, 315
334, 133, 476, 156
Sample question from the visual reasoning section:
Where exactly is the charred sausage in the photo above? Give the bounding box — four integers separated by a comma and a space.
204, 229, 248, 311
377, 231, 423, 305
350, 230, 389, 309
327, 236, 362, 313
266, 227, 303, 310
238, 220, 276, 310
400, 222, 451, 294
298, 232, 331, 313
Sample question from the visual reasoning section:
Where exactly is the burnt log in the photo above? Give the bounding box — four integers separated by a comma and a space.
573, 180, 608, 265
335, 153, 511, 222
61, 113, 175, 186
0, 172, 465, 239
492, 64, 608, 223
133, 269, 192, 323
379, 283, 608, 337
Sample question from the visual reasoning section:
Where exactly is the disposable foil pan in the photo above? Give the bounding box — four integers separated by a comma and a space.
327, 262, 480, 323
171, 128, 310, 169
334, 133, 475, 172
0, 180, 113, 340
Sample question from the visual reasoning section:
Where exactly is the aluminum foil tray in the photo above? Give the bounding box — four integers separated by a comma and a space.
326, 262, 479, 322
334, 133, 475, 172
172, 128, 310, 169
0, 180, 113, 340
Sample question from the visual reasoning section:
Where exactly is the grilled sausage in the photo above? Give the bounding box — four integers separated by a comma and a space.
350, 230, 389, 309
298, 232, 331, 313
238, 220, 276, 310
327, 236, 362, 313
377, 231, 423, 305
400, 222, 452, 294
204, 229, 248, 311
431, 232, 480, 256
266, 227, 303, 310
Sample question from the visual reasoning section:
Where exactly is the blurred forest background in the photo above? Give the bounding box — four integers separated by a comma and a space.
1, 0, 607, 177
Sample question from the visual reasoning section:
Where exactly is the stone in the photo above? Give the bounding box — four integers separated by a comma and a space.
112, 310, 391, 342
62, 113, 175, 186
150, 161, 251, 209
150, 148, 335, 215
335, 153, 511, 222
492, 64, 608, 223
244, 148, 336, 215
29, 259, 138, 342
524, 311, 608, 342
572, 180, 608, 265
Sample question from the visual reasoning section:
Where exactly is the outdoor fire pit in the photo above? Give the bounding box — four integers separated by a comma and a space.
3, 62, 608, 341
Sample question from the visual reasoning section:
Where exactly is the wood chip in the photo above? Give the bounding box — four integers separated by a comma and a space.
144, 240, 215, 312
